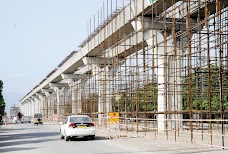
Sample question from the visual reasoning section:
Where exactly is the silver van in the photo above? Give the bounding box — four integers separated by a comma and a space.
21, 116, 32, 123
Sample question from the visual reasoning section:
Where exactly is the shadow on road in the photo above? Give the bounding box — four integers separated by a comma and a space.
0, 127, 38, 133
0, 128, 9, 133
66, 136, 109, 142
0, 138, 57, 148
0, 125, 60, 153
0, 132, 59, 142
0, 147, 37, 153
95, 136, 109, 140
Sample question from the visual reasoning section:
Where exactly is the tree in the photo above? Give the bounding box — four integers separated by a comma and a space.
0, 80, 6, 122
182, 64, 228, 119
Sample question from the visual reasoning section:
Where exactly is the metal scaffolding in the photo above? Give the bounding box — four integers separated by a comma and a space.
31, 0, 228, 148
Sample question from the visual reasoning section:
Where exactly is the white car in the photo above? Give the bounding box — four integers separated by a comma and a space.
60, 115, 96, 141
21, 116, 32, 123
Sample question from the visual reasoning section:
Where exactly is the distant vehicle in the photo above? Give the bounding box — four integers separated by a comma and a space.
60, 115, 96, 141
34, 113, 43, 125
21, 116, 32, 123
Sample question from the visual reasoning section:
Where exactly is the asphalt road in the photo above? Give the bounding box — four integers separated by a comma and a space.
1, 121, 228, 154
0, 121, 150, 154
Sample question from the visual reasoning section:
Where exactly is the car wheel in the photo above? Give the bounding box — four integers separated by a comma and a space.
90, 135, 95, 140
21, 122, 23, 123
29, 121, 31, 123
65, 135, 69, 141
60, 131, 64, 139
64, 132, 69, 141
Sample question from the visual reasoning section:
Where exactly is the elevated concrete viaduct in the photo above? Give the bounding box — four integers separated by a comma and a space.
19, 0, 228, 135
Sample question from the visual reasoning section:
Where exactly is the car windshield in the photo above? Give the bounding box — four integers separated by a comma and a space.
69, 117, 92, 123
23, 116, 30, 118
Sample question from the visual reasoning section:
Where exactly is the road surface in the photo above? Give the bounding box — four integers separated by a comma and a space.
0, 121, 151, 154
1, 121, 228, 154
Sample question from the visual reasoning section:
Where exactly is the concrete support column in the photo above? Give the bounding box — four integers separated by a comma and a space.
43, 97, 48, 119
71, 85, 77, 114
20, 104, 23, 115
25, 102, 28, 116
131, 17, 165, 131
27, 101, 30, 116
32, 96, 40, 114
62, 74, 85, 115
151, 31, 167, 131
27, 102, 30, 116
29, 102, 32, 116
22, 103, 25, 115
76, 80, 87, 114
28, 98, 35, 117
69, 80, 85, 115
28, 101, 31, 117
50, 83, 68, 115
77, 82, 82, 114
82, 57, 117, 124
24, 104, 26, 115
131, 16, 183, 131
27, 100, 32, 117
167, 53, 182, 130
93, 65, 114, 125
32, 100, 35, 116
47, 94, 52, 119
37, 100, 40, 113
106, 66, 118, 113
20, 103, 24, 115
23, 104, 25, 115
42, 89, 54, 120
54, 87, 61, 115
50, 93, 55, 115
37, 93, 45, 116
29, 101, 32, 117
60, 88, 66, 115
93, 66, 104, 124
27, 102, 29, 116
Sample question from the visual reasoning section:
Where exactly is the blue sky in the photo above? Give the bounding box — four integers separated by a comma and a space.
0, 0, 114, 114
